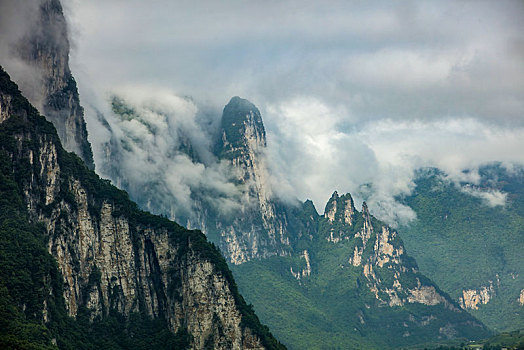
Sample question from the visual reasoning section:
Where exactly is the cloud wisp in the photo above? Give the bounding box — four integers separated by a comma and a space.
63, 0, 524, 224
265, 97, 523, 224
91, 87, 246, 223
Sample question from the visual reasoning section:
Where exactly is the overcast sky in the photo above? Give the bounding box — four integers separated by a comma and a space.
63, 0, 524, 222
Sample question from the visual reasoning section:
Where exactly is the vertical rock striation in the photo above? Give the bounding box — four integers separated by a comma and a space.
0, 67, 284, 350
1, 0, 94, 169
211, 96, 293, 264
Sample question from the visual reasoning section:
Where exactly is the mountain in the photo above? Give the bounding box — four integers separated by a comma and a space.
232, 191, 491, 349
101, 95, 298, 265
0, 0, 94, 169
1, 1, 517, 349
398, 166, 524, 332
0, 67, 284, 349
210, 96, 294, 263
97, 93, 491, 347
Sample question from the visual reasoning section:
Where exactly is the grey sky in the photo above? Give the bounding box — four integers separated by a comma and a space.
65, 0, 524, 119
63, 0, 524, 221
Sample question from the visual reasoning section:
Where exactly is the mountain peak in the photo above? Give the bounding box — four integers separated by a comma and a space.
361, 201, 369, 216
302, 199, 319, 217
227, 95, 258, 110
216, 96, 266, 160
324, 191, 356, 225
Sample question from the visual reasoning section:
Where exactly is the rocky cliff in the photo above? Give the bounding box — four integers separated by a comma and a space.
211, 96, 293, 264
232, 191, 491, 349
98, 95, 297, 265
92, 92, 493, 347
323, 192, 455, 310
0, 0, 94, 169
0, 67, 284, 349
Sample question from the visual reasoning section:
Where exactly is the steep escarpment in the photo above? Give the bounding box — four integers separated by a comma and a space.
92, 92, 492, 347
210, 96, 293, 264
0, 0, 94, 169
0, 67, 284, 349
100, 95, 297, 265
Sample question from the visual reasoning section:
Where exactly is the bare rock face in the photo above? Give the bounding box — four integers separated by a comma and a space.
322, 192, 458, 310
0, 94, 17, 123
459, 282, 495, 310
290, 250, 312, 281
96, 94, 296, 265
0, 68, 281, 350
324, 191, 356, 243
0, 0, 94, 169
212, 97, 292, 264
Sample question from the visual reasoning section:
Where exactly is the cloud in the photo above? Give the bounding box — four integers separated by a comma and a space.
59, 0, 524, 225
64, 0, 524, 122
264, 97, 523, 225
90, 87, 244, 223
0, 0, 47, 110
460, 185, 507, 207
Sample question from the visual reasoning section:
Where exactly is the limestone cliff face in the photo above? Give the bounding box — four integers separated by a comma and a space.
211, 97, 292, 264
459, 281, 496, 310
0, 68, 282, 350
323, 191, 356, 242
321, 191, 458, 310
290, 250, 312, 281
93, 93, 295, 265
2, 0, 94, 169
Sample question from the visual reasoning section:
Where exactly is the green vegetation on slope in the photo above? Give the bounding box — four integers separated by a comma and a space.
231, 200, 489, 349
398, 167, 524, 332
0, 67, 284, 349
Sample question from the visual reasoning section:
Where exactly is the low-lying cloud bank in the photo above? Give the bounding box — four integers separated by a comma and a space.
85, 89, 521, 228
264, 97, 523, 224
86, 87, 246, 222
2, 0, 522, 227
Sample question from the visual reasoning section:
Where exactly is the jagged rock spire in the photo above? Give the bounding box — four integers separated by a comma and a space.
324, 191, 356, 225
3, 0, 95, 169
216, 96, 266, 162
211, 96, 292, 264
362, 201, 369, 215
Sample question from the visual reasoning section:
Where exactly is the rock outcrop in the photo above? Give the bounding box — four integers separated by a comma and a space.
0, 0, 94, 169
95, 94, 297, 265
212, 96, 292, 264
0, 67, 284, 349
459, 282, 495, 310
290, 250, 312, 281
321, 192, 455, 310
324, 191, 356, 243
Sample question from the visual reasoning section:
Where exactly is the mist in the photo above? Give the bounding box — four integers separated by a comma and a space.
6, 0, 523, 226
0, 0, 47, 111
90, 87, 245, 222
